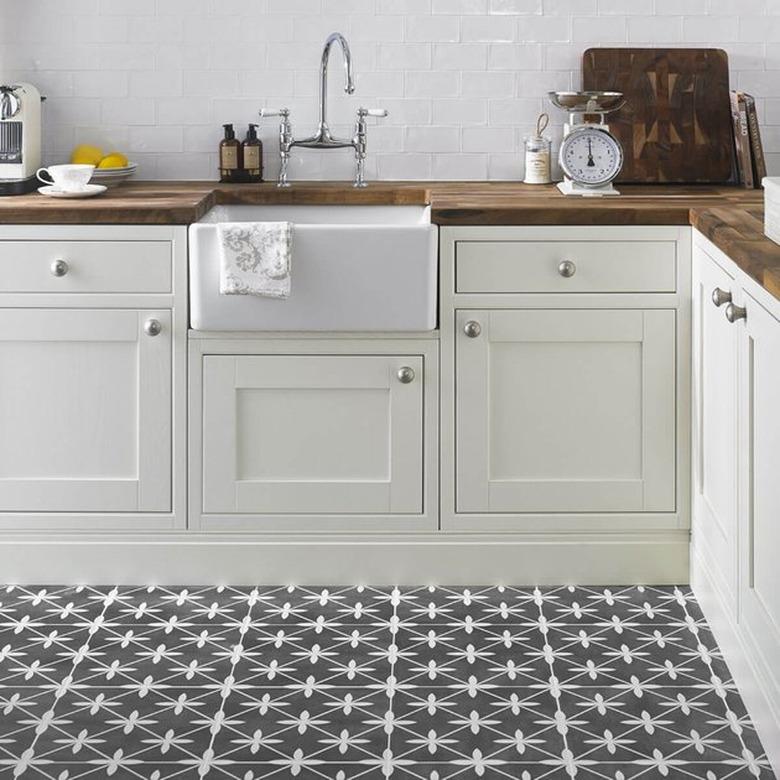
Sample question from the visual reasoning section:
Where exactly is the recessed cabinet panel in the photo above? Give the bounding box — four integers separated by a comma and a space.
456, 308, 676, 514
0, 309, 171, 512
739, 295, 780, 679
202, 354, 423, 516
693, 249, 738, 608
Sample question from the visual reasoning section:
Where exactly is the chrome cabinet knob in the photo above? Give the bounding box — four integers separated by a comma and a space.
464, 320, 482, 338
50, 259, 69, 277
712, 287, 732, 307
397, 366, 415, 384
724, 303, 747, 323
144, 318, 162, 337
558, 260, 577, 278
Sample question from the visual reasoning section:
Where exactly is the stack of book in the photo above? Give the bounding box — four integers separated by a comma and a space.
730, 90, 766, 188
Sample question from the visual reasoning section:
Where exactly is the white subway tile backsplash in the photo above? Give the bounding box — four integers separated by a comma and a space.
520, 15, 571, 43
462, 15, 517, 41
461, 70, 514, 97
462, 126, 515, 152
489, 42, 543, 69
128, 126, 183, 154
129, 70, 182, 99
72, 71, 128, 98
682, 15, 739, 42
405, 71, 461, 98
432, 153, 488, 178
100, 98, 156, 125
433, 43, 488, 70
433, 0, 488, 14
433, 98, 489, 124
628, 16, 682, 43
572, 15, 625, 42
406, 126, 461, 152
378, 43, 432, 70
8, 0, 778, 177
404, 15, 460, 42
490, 0, 541, 14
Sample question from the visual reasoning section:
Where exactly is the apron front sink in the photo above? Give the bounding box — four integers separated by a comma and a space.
189, 205, 438, 331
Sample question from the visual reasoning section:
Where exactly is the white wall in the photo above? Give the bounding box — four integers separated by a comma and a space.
1, 0, 779, 181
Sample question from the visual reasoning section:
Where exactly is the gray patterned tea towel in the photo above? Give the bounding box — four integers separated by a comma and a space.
218, 221, 292, 298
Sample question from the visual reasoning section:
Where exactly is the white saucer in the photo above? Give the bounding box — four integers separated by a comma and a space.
38, 184, 107, 199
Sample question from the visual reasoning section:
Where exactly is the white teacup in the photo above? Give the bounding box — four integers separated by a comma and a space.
37, 164, 95, 192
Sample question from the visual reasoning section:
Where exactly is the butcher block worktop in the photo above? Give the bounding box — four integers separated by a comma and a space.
0, 180, 776, 299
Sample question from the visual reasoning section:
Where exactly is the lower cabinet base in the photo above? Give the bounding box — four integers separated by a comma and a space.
692, 544, 780, 778
0, 532, 688, 585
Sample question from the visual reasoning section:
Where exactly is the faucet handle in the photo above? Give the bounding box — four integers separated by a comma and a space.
260, 107, 290, 118
357, 108, 388, 118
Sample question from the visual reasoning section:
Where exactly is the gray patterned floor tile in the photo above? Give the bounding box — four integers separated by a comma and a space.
0, 585, 771, 780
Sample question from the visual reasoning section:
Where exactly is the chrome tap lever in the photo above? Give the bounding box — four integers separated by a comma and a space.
353, 107, 387, 188
260, 108, 293, 187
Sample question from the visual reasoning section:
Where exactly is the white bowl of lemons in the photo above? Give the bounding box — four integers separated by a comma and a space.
71, 146, 137, 187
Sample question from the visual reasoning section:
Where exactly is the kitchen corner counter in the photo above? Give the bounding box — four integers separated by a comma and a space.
0, 180, 777, 301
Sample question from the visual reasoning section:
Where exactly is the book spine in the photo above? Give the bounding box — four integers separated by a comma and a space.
744, 93, 767, 185
730, 90, 745, 186
738, 92, 755, 188
729, 91, 753, 189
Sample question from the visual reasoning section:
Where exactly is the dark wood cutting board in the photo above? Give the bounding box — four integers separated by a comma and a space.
582, 48, 735, 184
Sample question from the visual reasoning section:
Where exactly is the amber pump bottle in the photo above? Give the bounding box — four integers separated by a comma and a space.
219, 124, 241, 183
241, 124, 263, 183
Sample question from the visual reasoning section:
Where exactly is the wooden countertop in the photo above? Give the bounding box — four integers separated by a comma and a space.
0, 180, 776, 300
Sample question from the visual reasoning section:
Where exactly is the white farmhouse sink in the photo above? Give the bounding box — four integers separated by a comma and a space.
189, 204, 438, 331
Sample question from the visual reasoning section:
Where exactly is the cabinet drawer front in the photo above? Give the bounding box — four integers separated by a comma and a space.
0, 240, 172, 293
203, 354, 424, 516
455, 240, 676, 294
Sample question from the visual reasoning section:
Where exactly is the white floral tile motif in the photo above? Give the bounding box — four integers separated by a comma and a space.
0, 584, 772, 779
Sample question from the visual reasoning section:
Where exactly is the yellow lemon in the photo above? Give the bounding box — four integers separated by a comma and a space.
98, 152, 129, 169
70, 144, 104, 165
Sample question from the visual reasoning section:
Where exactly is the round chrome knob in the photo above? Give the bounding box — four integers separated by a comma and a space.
712, 287, 732, 307
464, 320, 482, 338
397, 366, 415, 384
144, 318, 162, 337
50, 259, 69, 277
558, 260, 576, 278
724, 303, 747, 323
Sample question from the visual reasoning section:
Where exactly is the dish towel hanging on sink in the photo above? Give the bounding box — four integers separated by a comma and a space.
218, 221, 292, 298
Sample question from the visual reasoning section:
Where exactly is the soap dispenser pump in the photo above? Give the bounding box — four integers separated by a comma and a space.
219, 123, 241, 183
242, 123, 263, 183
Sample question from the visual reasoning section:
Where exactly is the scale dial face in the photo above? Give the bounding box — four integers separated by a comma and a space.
559, 126, 623, 187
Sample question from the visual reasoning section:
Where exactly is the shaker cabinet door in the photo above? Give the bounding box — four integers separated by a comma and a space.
692, 249, 739, 610
738, 295, 780, 674
456, 308, 676, 515
0, 309, 172, 513
202, 354, 424, 516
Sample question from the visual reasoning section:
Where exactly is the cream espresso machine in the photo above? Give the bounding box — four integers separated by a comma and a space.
0, 83, 43, 195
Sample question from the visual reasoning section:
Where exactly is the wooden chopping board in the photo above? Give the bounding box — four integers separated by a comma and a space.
582, 48, 735, 184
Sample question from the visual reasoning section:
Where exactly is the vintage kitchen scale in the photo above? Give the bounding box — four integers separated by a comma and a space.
548, 91, 625, 197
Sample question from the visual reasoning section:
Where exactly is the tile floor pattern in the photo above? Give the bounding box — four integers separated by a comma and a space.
0, 584, 772, 780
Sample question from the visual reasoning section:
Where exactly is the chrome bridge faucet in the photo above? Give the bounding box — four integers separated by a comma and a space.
261, 33, 387, 188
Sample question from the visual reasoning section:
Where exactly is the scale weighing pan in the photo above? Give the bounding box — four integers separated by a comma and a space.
548, 91, 625, 115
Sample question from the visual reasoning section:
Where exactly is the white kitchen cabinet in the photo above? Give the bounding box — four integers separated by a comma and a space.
692, 247, 739, 613
455, 307, 676, 514
691, 232, 780, 775
0, 308, 171, 513
0, 224, 188, 531
191, 336, 438, 532
737, 291, 780, 694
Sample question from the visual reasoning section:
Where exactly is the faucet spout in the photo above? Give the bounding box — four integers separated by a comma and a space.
318, 32, 354, 136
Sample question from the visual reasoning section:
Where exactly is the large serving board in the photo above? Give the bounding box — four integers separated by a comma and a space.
583, 48, 735, 184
